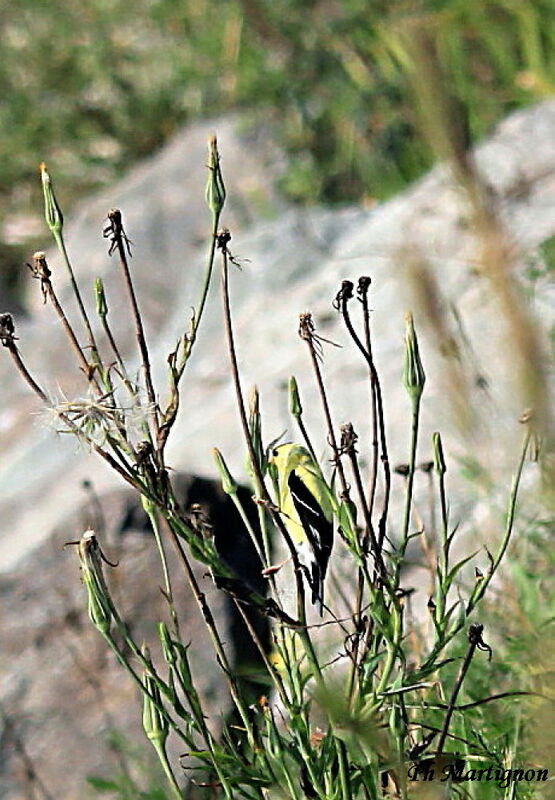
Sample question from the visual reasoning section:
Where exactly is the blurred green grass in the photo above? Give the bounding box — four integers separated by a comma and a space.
0, 0, 553, 250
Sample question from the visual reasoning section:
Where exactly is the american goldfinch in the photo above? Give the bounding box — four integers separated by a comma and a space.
269, 443, 334, 614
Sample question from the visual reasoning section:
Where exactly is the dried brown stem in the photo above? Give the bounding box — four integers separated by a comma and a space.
298, 313, 350, 498
107, 209, 159, 443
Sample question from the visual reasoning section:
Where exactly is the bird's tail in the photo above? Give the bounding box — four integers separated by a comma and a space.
310, 563, 325, 616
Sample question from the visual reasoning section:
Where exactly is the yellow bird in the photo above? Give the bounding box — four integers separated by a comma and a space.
269, 443, 334, 614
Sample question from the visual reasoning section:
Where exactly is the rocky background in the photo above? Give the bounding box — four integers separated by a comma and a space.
0, 102, 553, 798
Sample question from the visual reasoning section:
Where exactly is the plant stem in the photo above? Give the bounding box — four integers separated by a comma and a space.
299, 314, 350, 498
398, 396, 421, 572
152, 740, 183, 800
436, 624, 483, 754
336, 738, 354, 800
420, 429, 531, 672
55, 232, 100, 358
165, 512, 257, 748
143, 501, 179, 636
111, 212, 159, 443
466, 429, 532, 615
219, 243, 309, 628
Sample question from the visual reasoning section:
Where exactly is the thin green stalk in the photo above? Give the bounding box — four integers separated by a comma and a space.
229, 493, 265, 564
466, 429, 532, 615
164, 510, 257, 749
374, 602, 403, 698
101, 314, 128, 379
433, 432, 449, 622
142, 498, 179, 636
336, 738, 354, 800
180, 212, 221, 374
397, 395, 421, 573
54, 232, 100, 359
420, 429, 532, 671
99, 629, 191, 746
150, 740, 182, 800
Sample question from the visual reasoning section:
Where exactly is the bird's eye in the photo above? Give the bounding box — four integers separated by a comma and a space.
272, 449, 278, 457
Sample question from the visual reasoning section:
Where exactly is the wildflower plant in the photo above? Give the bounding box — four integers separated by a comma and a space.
1, 140, 549, 800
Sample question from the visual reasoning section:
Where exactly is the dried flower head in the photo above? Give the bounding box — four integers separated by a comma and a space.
0, 313, 16, 347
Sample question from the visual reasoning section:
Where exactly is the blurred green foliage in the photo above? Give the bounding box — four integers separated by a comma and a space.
1, 0, 553, 221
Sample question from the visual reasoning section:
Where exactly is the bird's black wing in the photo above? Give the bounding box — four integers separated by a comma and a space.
288, 471, 333, 612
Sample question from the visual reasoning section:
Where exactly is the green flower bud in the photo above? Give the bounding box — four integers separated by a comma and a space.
77, 530, 112, 635
432, 431, 446, 475
40, 162, 64, 235
142, 652, 169, 746
402, 312, 426, 401
205, 135, 226, 218
247, 385, 264, 478
140, 494, 156, 516
94, 278, 108, 318
288, 376, 302, 418
83, 570, 112, 635
211, 448, 237, 495
158, 621, 177, 667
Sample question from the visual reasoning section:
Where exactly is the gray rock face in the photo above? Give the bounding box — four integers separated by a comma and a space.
2, 104, 553, 572
0, 103, 553, 799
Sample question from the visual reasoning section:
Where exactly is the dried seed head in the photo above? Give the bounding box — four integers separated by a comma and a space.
394, 463, 410, 477
0, 313, 16, 347
40, 162, 64, 235
107, 208, 122, 225
333, 280, 354, 310
519, 408, 534, 424
339, 422, 358, 455
33, 250, 52, 278
298, 312, 314, 341
26, 253, 52, 303
216, 227, 231, 250
402, 312, 426, 401
357, 276, 371, 299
